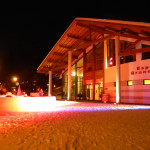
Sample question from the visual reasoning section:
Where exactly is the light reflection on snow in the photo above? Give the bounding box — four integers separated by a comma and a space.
0, 100, 150, 132
16, 99, 150, 112
1, 96, 150, 112
55, 101, 150, 112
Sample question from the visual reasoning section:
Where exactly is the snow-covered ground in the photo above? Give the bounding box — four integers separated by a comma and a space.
0, 101, 150, 150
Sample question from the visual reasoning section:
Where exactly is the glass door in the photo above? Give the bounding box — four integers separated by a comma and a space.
95, 83, 103, 100
86, 84, 93, 100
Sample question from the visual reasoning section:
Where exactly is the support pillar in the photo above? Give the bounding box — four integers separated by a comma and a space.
75, 63, 77, 99
48, 70, 52, 96
115, 36, 120, 103
83, 50, 86, 100
93, 45, 96, 100
103, 39, 108, 94
68, 50, 72, 100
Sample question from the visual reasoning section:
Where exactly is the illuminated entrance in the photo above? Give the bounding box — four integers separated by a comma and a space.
62, 42, 104, 100
86, 84, 93, 100
86, 83, 103, 100
95, 83, 103, 100
62, 58, 83, 100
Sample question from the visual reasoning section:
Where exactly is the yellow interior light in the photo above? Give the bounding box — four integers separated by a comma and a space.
144, 80, 150, 85
127, 81, 133, 86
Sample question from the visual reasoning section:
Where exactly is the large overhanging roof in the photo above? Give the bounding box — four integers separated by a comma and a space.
37, 17, 150, 75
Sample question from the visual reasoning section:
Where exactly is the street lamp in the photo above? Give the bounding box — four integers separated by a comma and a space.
13, 77, 19, 86
13, 77, 18, 82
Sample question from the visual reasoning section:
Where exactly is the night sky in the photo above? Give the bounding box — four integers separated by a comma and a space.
0, 2, 149, 83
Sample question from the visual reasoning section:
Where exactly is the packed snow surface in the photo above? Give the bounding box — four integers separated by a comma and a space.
0, 101, 150, 150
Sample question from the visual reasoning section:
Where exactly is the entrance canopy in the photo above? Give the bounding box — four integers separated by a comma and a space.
37, 17, 150, 75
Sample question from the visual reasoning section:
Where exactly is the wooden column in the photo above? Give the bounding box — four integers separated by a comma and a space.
93, 45, 96, 100
75, 63, 77, 99
103, 39, 108, 94
83, 50, 86, 100
48, 71, 52, 96
115, 36, 120, 103
68, 50, 72, 100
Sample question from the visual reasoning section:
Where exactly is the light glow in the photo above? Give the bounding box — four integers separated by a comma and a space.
19, 97, 56, 112
71, 72, 76, 76
13, 77, 18, 82
0, 97, 56, 112
105, 60, 108, 69
55, 102, 150, 112
0, 98, 150, 113
116, 85, 120, 104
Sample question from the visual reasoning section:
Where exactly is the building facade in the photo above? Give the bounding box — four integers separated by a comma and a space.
37, 18, 150, 104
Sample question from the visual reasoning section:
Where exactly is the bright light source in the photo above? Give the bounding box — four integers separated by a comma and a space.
11, 76, 18, 83
13, 77, 18, 82
127, 81, 133, 86
109, 57, 113, 66
18, 97, 56, 112
143, 80, 150, 85
71, 72, 76, 76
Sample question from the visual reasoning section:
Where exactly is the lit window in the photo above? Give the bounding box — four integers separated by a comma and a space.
127, 81, 133, 86
143, 80, 150, 85
71, 72, 76, 76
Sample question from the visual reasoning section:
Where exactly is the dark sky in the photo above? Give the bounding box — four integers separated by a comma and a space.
0, 2, 149, 83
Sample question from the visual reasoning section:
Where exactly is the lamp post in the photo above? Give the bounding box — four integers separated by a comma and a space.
11, 76, 19, 94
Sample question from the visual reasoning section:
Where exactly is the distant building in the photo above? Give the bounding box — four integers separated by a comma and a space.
37, 18, 150, 104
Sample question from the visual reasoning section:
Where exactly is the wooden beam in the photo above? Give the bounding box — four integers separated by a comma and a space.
59, 44, 72, 49
67, 33, 90, 41
53, 66, 66, 70
49, 53, 68, 70
141, 30, 150, 37
124, 39, 141, 51
39, 69, 48, 74
89, 28, 91, 40
76, 48, 85, 52
53, 52, 64, 56
119, 46, 150, 56
80, 33, 119, 48
67, 33, 80, 39
77, 22, 112, 34
105, 26, 120, 32
76, 22, 89, 28
47, 59, 67, 66
90, 24, 112, 34
69, 31, 90, 51
121, 28, 138, 35
42, 65, 49, 69
47, 59, 57, 63
120, 33, 150, 41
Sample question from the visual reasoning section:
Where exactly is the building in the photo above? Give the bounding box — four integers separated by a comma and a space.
37, 18, 150, 104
